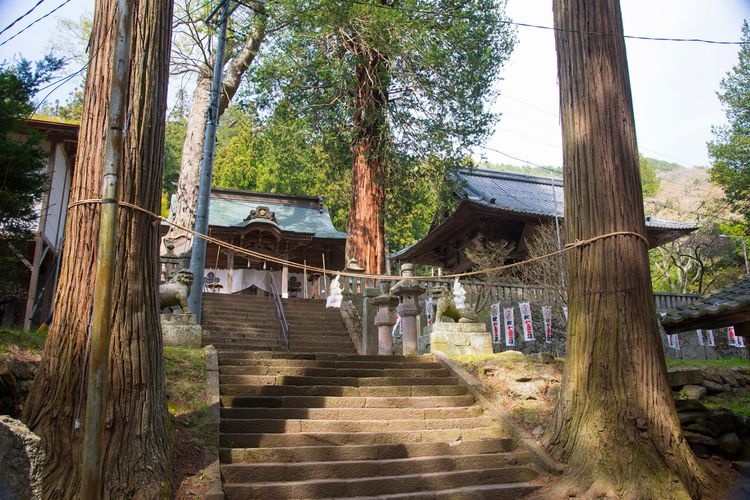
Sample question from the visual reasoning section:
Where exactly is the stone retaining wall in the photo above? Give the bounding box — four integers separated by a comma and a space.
668, 366, 750, 458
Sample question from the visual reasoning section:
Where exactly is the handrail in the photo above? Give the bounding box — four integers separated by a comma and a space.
268, 273, 291, 351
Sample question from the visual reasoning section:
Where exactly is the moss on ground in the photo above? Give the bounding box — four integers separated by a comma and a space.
0, 327, 47, 354
163, 346, 214, 447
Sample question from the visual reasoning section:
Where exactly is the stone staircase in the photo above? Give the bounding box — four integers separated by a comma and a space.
204, 293, 542, 498
218, 350, 542, 498
202, 293, 356, 353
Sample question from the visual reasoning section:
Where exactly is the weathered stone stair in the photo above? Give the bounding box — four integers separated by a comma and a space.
202, 293, 356, 353
218, 351, 542, 499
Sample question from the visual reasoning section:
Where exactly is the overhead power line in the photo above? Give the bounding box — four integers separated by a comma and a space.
0, 0, 73, 48
0, 0, 48, 37
340, 0, 748, 45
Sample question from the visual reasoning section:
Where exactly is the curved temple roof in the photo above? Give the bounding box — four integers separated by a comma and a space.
206, 189, 347, 240
662, 277, 750, 333
392, 168, 698, 264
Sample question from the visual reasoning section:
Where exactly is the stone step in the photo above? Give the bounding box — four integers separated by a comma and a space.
220, 438, 516, 463
202, 322, 348, 333
203, 303, 340, 312
220, 394, 477, 409
220, 416, 494, 434
346, 482, 540, 500
222, 466, 538, 499
208, 343, 287, 352
220, 405, 485, 421
203, 336, 281, 346
203, 295, 328, 305
202, 299, 334, 309
211, 345, 357, 354
216, 352, 440, 364
218, 365, 452, 377
216, 357, 443, 370
220, 352, 432, 361
204, 327, 349, 337
219, 384, 468, 398
219, 374, 459, 386
219, 426, 506, 448
207, 336, 353, 348
202, 311, 344, 322
221, 452, 528, 483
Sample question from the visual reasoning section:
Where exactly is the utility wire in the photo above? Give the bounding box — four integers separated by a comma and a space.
0, 0, 73, 48
0, 0, 48, 37
339, 0, 748, 45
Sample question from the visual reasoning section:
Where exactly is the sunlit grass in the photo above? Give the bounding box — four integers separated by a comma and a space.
666, 357, 750, 369
0, 327, 47, 354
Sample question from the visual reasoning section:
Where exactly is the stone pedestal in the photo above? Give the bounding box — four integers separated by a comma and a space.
392, 264, 425, 356
361, 288, 381, 355
420, 322, 492, 357
372, 294, 399, 355
161, 313, 202, 347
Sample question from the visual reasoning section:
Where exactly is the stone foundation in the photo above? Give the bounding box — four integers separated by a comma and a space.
0, 416, 45, 499
420, 322, 493, 357
161, 313, 202, 347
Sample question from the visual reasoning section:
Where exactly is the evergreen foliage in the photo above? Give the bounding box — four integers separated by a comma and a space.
709, 20, 750, 224
243, 0, 515, 257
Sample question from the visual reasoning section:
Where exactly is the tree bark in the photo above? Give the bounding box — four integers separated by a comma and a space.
345, 42, 388, 274
546, 1, 713, 497
164, 12, 266, 254
23, 0, 174, 498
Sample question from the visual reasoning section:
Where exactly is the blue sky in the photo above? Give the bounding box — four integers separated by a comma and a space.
1, 0, 747, 168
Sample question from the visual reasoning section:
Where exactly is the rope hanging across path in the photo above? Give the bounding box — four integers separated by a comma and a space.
68, 198, 651, 282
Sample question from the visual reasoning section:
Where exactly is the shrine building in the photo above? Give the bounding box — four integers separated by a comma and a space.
165, 189, 347, 299
391, 168, 698, 273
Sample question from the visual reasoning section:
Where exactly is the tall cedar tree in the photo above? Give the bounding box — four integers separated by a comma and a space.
251, 0, 515, 273
164, 0, 267, 254
546, 1, 713, 497
709, 21, 750, 225
0, 57, 63, 302
23, 0, 175, 497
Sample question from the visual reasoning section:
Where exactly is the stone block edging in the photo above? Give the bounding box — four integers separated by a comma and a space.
203, 344, 224, 499
431, 350, 565, 476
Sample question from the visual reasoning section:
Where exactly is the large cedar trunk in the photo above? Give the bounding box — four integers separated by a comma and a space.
23, 0, 174, 497
164, 74, 212, 254
164, 14, 266, 255
546, 1, 713, 497
345, 44, 388, 274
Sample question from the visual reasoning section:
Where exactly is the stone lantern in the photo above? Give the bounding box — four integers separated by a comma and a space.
391, 264, 426, 355
372, 292, 399, 355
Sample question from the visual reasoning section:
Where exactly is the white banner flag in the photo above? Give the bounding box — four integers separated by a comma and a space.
696, 329, 704, 346
739, 336, 746, 348
490, 303, 501, 344
667, 334, 675, 348
519, 302, 534, 341
562, 305, 568, 321
672, 334, 680, 350
728, 326, 738, 346
707, 330, 715, 347
425, 297, 433, 326
542, 305, 553, 342
503, 307, 516, 347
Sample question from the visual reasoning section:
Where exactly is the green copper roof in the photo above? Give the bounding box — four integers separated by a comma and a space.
207, 189, 347, 240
